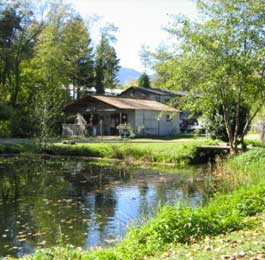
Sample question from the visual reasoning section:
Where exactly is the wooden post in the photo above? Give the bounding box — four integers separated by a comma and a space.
100, 119, 103, 142
157, 116, 160, 136
119, 112, 122, 124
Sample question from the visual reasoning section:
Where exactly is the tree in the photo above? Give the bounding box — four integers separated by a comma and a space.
61, 16, 94, 100
138, 73, 151, 88
30, 2, 71, 141
0, 1, 43, 107
203, 103, 249, 142
33, 87, 64, 149
152, 0, 265, 154
95, 35, 120, 94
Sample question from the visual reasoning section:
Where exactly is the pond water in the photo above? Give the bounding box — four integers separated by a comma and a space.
0, 156, 208, 257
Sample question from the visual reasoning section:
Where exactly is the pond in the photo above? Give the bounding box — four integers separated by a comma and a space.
0, 156, 208, 258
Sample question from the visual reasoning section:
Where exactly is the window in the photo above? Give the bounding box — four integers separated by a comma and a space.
166, 115, 172, 122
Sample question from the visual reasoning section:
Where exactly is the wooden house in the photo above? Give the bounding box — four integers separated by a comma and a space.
119, 87, 198, 132
63, 95, 180, 137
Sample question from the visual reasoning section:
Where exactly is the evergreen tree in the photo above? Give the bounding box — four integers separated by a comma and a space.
95, 35, 120, 94
62, 16, 94, 100
138, 73, 150, 88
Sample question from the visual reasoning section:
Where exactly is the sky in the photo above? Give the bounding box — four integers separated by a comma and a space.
71, 0, 197, 72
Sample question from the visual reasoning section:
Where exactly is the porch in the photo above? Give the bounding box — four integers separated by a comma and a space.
63, 111, 134, 137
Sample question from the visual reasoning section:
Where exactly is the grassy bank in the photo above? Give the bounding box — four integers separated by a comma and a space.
10, 148, 265, 260
17, 213, 265, 260
210, 148, 265, 192
0, 143, 35, 154
0, 139, 217, 165
151, 213, 265, 260
44, 140, 217, 165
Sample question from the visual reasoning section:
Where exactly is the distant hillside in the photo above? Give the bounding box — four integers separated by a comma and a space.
118, 68, 141, 85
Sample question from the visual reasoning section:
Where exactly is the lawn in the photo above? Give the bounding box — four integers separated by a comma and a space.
46, 139, 217, 164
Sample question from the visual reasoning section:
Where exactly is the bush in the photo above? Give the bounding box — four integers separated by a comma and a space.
10, 108, 36, 138
0, 144, 22, 154
204, 103, 249, 142
0, 103, 12, 120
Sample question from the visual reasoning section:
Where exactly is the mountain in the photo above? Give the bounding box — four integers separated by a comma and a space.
118, 68, 141, 85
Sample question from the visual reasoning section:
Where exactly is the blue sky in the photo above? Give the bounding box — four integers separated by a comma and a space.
71, 0, 197, 72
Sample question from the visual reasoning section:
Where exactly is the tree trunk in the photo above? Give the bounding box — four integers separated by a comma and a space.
11, 60, 20, 107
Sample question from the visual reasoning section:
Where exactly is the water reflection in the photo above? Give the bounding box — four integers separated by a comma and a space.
0, 157, 206, 257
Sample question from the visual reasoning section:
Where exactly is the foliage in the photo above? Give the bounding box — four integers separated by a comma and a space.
0, 1, 120, 137
61, 16, 94, 100
138, 73, 151, 88
33, 88, 64, 149
0, 103, 12, 120
225, 148, 265, 185
150, 0, 265, 154
95, 35, 120, 94
10, 107, 35, 137
204, 103, 249, 142
0, 0, 43, 107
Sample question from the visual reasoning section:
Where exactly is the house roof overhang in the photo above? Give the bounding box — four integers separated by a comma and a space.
64, 95, 178, 113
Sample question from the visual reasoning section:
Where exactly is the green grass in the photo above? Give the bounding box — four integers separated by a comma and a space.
45, 140, 217, 165
114, 182, 265, 259
219, 148, 265, 190
150, 213, 265, 260
245, 138, 265, 148
0, 143, 36, 154
18, 215, 265, 260
0, 138, 217, 166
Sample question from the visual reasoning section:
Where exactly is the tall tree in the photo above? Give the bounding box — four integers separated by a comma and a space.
152, 0, 265, 154
95, 35, 120, 94
0, 1, 43, 107
31, 2, 70, 140
61, 16, 94, 100
138, 73, 151, 88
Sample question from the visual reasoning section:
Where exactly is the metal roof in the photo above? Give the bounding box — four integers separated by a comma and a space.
119, 86, 189, 97
64, 95, 178, 112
